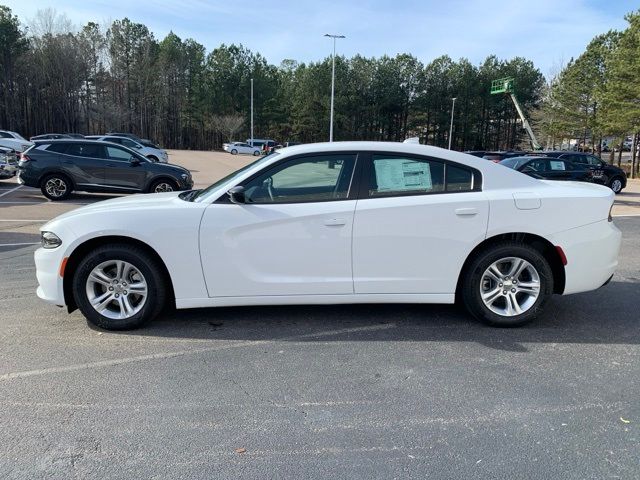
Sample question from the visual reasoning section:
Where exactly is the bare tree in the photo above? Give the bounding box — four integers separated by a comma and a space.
211, 114, 245, 142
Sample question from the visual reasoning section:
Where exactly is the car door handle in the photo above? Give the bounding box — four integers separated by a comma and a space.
455, 207, 478, 216
323, 218, 347, 226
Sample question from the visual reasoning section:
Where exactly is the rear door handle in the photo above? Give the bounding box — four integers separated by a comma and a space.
323, 218, 347, 226
455, 207, 478, 216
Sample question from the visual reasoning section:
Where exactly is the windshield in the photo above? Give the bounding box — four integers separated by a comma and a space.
192, 152, 279, 202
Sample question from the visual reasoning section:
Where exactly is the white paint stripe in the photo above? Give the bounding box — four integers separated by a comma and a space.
613, 213, 640, 217
0, 242, 39, 247
0, 323, 395, 381
0, 201, 90, 205
0, 219, 48, 222
0, 185, 22, 198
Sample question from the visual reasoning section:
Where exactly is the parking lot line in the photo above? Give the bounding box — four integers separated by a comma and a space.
0, 323, 396, 381
613, 213, 640, 217
0, 185, 22, 198
0, 201, 91, 205
0, 242, 39, 247
0, 219, 48, 222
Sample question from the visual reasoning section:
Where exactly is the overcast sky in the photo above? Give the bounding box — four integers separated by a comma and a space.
4, 0, 638, 76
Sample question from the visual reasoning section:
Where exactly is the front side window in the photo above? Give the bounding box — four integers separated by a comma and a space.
243, 154, 356, 204
106, 146, 134, 161
369, 155, 445, 197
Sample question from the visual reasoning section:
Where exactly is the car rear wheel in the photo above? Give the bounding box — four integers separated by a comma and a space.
461, 243, 553, 327
72, 244, 166, 330
609, 177, 623, 194
149, 179, 177, 193
253, 150, 260, 156
41, 174, 72, 201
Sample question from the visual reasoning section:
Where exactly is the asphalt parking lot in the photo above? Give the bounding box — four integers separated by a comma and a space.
1, 152, 639, 479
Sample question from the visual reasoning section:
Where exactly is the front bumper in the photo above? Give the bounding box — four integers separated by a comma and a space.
550, 219, 621, 295
35, 246, 67, 306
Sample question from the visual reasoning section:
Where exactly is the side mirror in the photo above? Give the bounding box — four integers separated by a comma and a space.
130, 156, 141, 165
227, 186, 246, 204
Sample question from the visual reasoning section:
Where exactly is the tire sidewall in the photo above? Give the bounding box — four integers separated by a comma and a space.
41, 174, 72, 201
72, 246, 165, 330
462, 243, 554, 327
609, 177, 623, 194
231, 149, 237, 155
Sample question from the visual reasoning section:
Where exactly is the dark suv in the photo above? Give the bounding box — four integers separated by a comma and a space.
18, 140, 193, 200
543, 151, 627, 193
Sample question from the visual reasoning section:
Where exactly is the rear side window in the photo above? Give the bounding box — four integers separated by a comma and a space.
46, 143, 69, 154
446, 164, 473, 191
369, 155, 445, 197
66, 143, 104, 158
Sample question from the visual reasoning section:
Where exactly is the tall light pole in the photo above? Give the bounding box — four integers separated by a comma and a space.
250, 78, 254, 146
324, 33, 345, 142
448, 97, 457, 150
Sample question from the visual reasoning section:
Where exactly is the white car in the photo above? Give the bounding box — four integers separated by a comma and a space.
223, 141, 261, 156
96, 135, 169, 163
0, 130, 33, 152
34, 141, 621, 330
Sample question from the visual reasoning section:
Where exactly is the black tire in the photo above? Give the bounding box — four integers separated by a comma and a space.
231, 149, 238, 155
40, 173, 72, 201
72, 244, 166, 330
148, 178, 177, 193
461, 242, 553, 327
253, 150, 260, 156
608, 176, 624, 194
147, 155, 159, 162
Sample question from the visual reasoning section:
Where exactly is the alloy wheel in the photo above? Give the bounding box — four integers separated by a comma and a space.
479, 257, 541, 317
85, 260, 148, 320
154, 182, 174, 193
45, 178, 67, 198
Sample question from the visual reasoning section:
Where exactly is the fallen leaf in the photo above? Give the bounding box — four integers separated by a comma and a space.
234, 448, 246, 454
620, 417, 631, 424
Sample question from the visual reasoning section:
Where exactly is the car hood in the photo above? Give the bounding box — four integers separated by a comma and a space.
43, 192, 185, 229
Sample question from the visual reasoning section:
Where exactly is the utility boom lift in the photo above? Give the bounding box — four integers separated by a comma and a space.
491, 77, 542, 150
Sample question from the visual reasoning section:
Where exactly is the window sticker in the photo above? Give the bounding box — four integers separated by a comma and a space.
549, 160, 565, 171
374, 159, 433, 192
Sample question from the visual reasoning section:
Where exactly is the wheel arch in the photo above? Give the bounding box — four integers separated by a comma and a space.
455, 232, 566, 299
63, 235, 176, 312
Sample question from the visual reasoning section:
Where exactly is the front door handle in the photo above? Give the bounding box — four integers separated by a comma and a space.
323, 218, 347, 226
455, 207, 478, 216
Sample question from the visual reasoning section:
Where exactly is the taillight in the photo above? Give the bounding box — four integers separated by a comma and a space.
492, 159, 500, 163
20, 153, 30, 162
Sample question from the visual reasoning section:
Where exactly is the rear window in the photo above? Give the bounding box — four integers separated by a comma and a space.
46, 143, 69, 154
66, 143, 104, 158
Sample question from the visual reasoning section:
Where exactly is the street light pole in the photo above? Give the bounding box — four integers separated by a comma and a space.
448, 97, 457, 150
324, 33, 345, 142
250, 78, 254, 146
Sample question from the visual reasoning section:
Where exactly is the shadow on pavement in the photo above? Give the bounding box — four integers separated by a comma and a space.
104, 280, 640, 352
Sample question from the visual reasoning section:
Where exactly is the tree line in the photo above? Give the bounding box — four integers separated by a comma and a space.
2, 5, 546, 151
540, 10, 640, 177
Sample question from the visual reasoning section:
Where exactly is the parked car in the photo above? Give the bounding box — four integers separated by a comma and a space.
65, 133, 86, 139
95, 135, 168, 163
33, 141, 620, 331
17, 140, 192, 201
543, 151, 627, 193
0, 146, 18, 179
223, 142, 261, 156
499, 156, 594, 183
465, 151, 528, 163
247, 138, 278, 151
30, 134, 72, 141
0, 130, 33, 152
106, 132, 160, 149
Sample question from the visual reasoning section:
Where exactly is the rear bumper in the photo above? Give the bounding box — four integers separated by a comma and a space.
550, 220, 621, 295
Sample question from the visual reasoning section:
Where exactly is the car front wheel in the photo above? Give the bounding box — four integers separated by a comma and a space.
149, 179, 177, 193
231, 149, 238, 155
461, 243, 553, 327
72, 244, 167, 330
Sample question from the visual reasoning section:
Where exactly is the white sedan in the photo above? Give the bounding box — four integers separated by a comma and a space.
223, 142, 261, 156
34, 142, 621, 330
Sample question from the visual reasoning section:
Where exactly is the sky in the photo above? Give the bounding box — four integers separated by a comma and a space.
3, 0, 638, 76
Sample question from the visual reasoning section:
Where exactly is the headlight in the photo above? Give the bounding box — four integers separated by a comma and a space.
41, 231, 62, 249
181, 173, 189, 181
